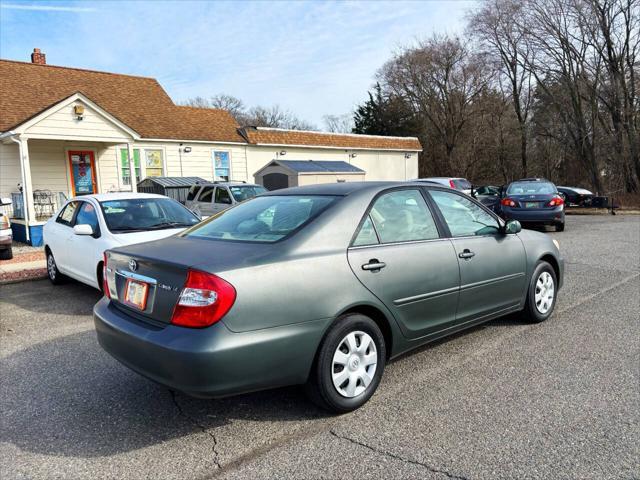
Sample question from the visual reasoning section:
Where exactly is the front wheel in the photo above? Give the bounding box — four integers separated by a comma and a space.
306, 314, 386, 413
522, 261, 557, 323
46, 250, 66, 285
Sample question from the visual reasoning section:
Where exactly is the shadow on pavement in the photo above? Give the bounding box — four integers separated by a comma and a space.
0, 329, 325, 458
0, 279, 102, 316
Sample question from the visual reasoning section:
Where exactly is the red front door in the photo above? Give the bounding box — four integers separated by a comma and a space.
68, 151, 97, 196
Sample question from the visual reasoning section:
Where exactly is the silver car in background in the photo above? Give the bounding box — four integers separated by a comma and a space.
414, 177, 473, 195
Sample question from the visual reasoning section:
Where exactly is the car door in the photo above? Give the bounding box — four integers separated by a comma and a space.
195, 186, 216, 216
47, 200, 80, 273
65, 200, 103, 285
427, 189, 526, 322
213, 186, 233, 213
347, 188, 461, 339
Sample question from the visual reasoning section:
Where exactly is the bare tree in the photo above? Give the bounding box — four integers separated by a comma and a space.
323, 113, 354, 133
380, 35, 490, 174
243, 105, 316, 130
468, 0, 534, 177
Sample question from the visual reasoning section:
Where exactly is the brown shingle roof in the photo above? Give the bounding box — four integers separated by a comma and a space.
241, 127, 422, 151
0, 59, 244, 143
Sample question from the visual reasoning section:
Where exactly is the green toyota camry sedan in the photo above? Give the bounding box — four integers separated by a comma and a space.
94, 182, 564, 413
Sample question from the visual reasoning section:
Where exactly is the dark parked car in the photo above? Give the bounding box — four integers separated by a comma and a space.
95, 182, 564, 412
471, 185, 501, 213
557, 186, 594, 207
498, 178, 566, 231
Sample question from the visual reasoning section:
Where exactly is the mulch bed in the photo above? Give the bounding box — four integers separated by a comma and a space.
0, 267, 47, 284
0, 251, 46, 265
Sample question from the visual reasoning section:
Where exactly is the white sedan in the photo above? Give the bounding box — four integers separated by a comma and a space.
43, 193, 200, 290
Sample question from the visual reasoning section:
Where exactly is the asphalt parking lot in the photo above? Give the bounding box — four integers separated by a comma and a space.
1, 215, 638, 479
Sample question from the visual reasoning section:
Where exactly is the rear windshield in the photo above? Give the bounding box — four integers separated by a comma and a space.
100, 198, 199, 233
229, 185, 267, 202
183, 195, 337, 243
507, 182, 556, 195
453, 179, 472, 190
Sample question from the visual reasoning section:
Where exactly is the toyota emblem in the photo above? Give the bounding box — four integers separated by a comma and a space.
128, 259, 138, 272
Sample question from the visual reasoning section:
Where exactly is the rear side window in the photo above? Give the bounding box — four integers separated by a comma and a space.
197, 186, 215, 203
56, 201, 79, 226
186, 186, 200, 201
353, 216, 379, 246
183, 195, 337, 243
366, 189, 439, 244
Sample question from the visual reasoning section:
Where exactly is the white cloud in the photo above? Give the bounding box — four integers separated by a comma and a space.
0, 3, 96, 12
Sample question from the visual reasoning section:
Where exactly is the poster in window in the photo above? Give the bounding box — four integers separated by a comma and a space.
213, 151, 230, 180
71, 153, 94, 194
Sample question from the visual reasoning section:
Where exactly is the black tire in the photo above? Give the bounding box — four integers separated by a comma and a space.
555, 222, 565, 232
305, 313, 386, 413
522, 261, 558, 323
46, 250, 66, 285
0, 246, 12, 260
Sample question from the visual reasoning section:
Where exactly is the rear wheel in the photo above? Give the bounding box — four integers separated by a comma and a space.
522, 261, 557, 323
46, 250, 66, 285
555, 222, 565, 232
0, 246, 12, 260
306, 313, 386, 413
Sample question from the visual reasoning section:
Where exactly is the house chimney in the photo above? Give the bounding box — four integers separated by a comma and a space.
31, 48, 46, 65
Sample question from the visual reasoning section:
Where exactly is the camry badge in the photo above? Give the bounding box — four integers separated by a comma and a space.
128, 259, 138, 272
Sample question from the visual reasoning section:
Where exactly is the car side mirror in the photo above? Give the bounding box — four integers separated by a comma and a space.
0, 197, 12, 206
502, 219, 521, 234
73, 224, 94, 236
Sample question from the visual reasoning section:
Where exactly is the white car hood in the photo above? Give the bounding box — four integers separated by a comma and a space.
110, 228, 185, 246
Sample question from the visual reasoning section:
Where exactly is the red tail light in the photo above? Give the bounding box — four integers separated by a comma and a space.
103, 252, 111, 298
171, 269, 236, 328
501, 197, 518, 208
449, 179, 456, 188
547, 196, 564, 207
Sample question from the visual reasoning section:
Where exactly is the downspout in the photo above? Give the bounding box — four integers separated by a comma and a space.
7, 134, 30, 242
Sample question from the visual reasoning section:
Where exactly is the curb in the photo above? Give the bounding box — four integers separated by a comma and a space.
0, 268, 48, 285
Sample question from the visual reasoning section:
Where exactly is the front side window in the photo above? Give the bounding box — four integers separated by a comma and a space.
145, 149, 164, 177
184, 195, 337, 243
213, 151, 230, 181
186, 185, 200, 201
57, 201, 79, 226
215, 188, 232, 205
100, 198, 199, 233
119, 148, 141, 186
75, 202, 99, 233
367, 189, 439, 244
430, 190, 500, 237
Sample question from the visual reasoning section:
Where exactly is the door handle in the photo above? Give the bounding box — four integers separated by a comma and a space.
458, 249, 475, 259
362, 259, 386, 271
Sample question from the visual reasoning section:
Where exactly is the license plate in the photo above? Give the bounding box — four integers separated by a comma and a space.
124, 279, 149, 310
525, 202, 538, 208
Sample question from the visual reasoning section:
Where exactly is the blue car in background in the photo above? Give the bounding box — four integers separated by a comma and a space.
498, 178, 566, 232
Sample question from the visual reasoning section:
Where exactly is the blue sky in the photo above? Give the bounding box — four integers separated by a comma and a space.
0, 0, 476, 127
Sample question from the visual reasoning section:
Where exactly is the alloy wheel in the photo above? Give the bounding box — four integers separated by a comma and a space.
47, 254, 56, 280
534, 271, 555, 314
332, 331, 377, 398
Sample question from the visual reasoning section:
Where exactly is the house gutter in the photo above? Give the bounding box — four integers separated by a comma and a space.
1, 131, 30, 242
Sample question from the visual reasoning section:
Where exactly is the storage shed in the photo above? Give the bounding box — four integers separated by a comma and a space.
137, 176, 206, 204
254, 160, 365, 190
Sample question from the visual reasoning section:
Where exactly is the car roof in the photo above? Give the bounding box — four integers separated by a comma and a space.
74, 192, 166, 202
510, 178, 552, 183
261, 181, 433, 197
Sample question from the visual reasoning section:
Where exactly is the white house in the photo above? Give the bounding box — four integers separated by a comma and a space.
0, 49, 421, 245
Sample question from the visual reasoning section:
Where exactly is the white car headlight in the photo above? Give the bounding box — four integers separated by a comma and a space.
553, 239, 560, 250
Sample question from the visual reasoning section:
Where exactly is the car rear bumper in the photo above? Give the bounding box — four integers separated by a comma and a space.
93, 298, 329, 398
0, 228, 12, 247
502, 207, 565, 224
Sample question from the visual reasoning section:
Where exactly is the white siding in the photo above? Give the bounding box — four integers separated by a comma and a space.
246, 146, 418, 183
0, 142, 20, 198
24, 101, 133, 141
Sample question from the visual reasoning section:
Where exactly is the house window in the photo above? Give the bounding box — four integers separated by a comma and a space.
213, 151, 230, 181
119, 148, 141, 186
145, 149, 164, 177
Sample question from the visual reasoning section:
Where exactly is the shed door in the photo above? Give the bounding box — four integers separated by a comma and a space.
263, 173, 289, 191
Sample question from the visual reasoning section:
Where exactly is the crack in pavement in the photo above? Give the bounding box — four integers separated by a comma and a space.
329, 430, 470, 480
169, 389, 222, 470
